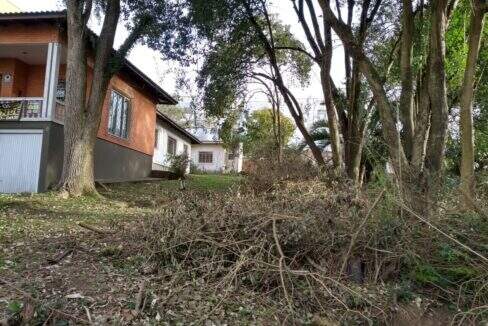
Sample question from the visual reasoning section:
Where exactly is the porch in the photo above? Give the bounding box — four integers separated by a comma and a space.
0, 43, 66, 124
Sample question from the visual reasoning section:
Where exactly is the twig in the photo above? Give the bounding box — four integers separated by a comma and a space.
95, 181, 111, 192
0, 277, 90, 324
135, 280, 146, 315
272, 218, 294, 313
77, 222, 116, 235
396, 200, 488, 265
47, 249, 74, 265
83, 306, 92, 324
340, 189, 386, 276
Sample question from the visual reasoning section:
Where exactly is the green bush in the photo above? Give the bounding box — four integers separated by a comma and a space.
168, 154, 190, 178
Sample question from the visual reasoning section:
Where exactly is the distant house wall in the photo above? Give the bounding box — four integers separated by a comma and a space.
191, 143, 227, 173
153, 118, 192, 171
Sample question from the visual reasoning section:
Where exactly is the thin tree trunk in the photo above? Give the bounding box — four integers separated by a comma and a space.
244, 0, 326, 166
425, 0, 450, 182
321, 15, 343, 172
399, 0, 415, 159
459, 7, 486, 203
320, 1, 408, 175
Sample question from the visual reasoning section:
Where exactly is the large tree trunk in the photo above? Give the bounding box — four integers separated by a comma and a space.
59, 0, 121, 196
59, 0, 93, 196
459, 6, 486, 203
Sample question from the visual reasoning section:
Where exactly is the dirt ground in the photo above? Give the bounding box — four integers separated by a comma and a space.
1, 175, 268, 325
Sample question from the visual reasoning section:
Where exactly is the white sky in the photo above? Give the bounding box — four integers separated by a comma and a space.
10, 0, 346, 118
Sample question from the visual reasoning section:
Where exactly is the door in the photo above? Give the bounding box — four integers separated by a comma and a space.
0, 130, 43, 193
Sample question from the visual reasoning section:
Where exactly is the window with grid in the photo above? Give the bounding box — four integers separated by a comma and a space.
199, 151, 213, 163
167, 136, 177, 155
108, 91, 130, 139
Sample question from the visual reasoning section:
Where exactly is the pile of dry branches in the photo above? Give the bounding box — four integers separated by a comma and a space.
134, 177, 488, 324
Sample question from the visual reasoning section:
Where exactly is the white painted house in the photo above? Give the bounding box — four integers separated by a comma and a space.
191, 141, 243, 173
152, 111, 201, 172
189, 127, 243, 173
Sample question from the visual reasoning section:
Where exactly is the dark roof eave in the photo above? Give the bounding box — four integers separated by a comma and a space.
156, 112, 201, 144
122, 60, 177, 105
0, 10, 66, 21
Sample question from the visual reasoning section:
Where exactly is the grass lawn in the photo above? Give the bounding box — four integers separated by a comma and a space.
0, 174, 241, 242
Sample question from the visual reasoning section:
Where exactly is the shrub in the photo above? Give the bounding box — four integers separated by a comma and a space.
245, 147, 320, 192
168, 154, 190, 178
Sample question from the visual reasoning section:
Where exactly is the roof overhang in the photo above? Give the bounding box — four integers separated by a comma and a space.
0, 10, 66, 22
156, 111, 201, 144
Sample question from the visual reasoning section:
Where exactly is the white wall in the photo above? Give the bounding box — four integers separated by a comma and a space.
191, 144, 227, 172
153, 120, 191, 171
191, 143, 244, 173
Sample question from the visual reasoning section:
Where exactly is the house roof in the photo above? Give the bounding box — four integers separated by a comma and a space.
0, 10, 177, 105
156, 111, 201, 144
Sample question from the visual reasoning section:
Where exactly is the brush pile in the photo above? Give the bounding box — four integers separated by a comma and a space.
135, 173, 488, 324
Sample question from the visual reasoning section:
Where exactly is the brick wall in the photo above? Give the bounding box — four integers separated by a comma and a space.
0, 23, 59, 44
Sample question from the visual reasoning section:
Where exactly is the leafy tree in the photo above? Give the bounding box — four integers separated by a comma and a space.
244, 109, 295, 155
180, 0, 326, 165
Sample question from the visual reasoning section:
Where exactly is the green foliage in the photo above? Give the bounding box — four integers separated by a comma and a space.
299, 119, 330, 150
168, 154, 190, 178
180, 0, 312, 122
244, 108, 295, 155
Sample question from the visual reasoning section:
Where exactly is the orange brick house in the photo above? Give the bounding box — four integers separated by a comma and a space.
0, 11, 200, 193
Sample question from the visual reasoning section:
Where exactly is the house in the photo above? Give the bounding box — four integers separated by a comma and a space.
153, 111, 200, 172
190, 128, 243, 173
0, 10, 199, 193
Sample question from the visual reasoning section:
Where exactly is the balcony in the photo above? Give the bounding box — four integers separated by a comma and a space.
0, 43, 64, 124
0, 98, 45, 121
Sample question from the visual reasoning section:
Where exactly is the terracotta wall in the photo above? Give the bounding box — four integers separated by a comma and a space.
0, 23, 59, 44
97, 73, 157, 156
0, 59, 45, 97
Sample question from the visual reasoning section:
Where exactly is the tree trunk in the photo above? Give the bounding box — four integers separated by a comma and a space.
399, 0, 415, 160
424, 0, 450, 182
459, 8, 485, 203
59, 0, 121, 196
59, 0, 93, 196
320, 23, 343, 172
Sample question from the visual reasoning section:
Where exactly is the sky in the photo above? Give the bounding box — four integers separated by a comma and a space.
9, 0, 346, 121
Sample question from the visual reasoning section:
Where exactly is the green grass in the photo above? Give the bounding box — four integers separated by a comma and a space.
0, 174, 241, 242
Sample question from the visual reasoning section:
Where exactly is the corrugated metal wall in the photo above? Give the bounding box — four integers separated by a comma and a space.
0, 130, 43, 193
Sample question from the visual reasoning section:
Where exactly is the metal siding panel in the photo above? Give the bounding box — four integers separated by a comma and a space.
0, 131, 43, 193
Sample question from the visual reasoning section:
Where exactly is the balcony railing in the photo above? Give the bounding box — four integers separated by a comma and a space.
0, 98, 45, 121
54, 100, 66, 124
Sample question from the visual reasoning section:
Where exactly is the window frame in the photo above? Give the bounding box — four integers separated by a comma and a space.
154, 129, 160, 148
107, 90, 131, 140
199, 151, 213, 164
167, 136, 177, 156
